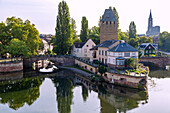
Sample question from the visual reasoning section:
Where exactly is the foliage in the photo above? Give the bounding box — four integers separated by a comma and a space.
112, 7, 119, 28
45, 48, 54, 55
129, 21, 137, 39
88, 26, 100, 44
80, 16, 88, 42
138, 36, 153, 44
126, 58, 136, 69
70, 18, 79, 42
53, 1, 73, 55
98, 65, 107, 76
138, 49, 143, 59
118, 29, 129, 42
0, 17, 43, 56
128, 38, 139, 48
158, 51, 162, 56
82, 85, 88, 102
6, 39, 31, 57
159, 31, 170, 52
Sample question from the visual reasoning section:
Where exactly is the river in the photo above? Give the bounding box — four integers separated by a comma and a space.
0, 69, 170, 113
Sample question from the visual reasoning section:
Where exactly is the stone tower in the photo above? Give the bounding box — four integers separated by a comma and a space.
147, 10, 153, 32
100, 9, 118, 43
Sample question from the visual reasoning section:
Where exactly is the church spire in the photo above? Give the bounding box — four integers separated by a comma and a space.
149, 9, 152, 19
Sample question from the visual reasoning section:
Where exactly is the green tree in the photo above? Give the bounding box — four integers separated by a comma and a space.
6, 39, 31, 58
126, 58, 136, 69
70, 18, 79, 42
53, 1, 73, 55
0, 17, 43, 56
129, 21, 137, 39
82, 85, 88, 102
118, 29, 129, 42
159, 31, 170, 52
88, 26, 100, 44
98, 65, 107, 76
128, 38, 139, 48
139, 36, 153, 44
113, 7, 119, 28
80, 16, 88, 42
45, 48, 54, 55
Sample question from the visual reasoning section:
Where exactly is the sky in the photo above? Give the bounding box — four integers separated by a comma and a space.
0, 0, 169, 35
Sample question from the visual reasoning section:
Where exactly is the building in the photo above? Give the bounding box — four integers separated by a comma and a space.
107, 42, 138, 69
139, 43, 157, 56
146, 10, 160, 41
72, 39, 96, 58
100, 9, 118, 43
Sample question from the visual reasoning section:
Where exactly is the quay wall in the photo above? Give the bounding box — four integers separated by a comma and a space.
0, 61, 23, 73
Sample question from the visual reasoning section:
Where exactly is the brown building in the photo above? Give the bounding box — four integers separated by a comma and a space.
100, 9, 118, 43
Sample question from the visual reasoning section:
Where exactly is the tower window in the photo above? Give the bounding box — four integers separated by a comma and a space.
110, 21, 112, 24
106, 21, 108, 24
114, 21, 115, 25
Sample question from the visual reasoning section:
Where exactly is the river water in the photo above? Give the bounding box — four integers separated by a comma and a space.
0, 69, 170, 113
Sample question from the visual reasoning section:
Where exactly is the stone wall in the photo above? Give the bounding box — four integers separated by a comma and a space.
140, 57, 170, 68
105, 72, 148, 89
0, 61, 23, 73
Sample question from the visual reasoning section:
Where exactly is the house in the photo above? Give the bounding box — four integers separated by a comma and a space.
139, 43, 157, 56
90, 40, 121, 63
72, 39, 96, 58
107, 42, 138, 69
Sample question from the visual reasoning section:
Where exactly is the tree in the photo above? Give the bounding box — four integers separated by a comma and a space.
118, 29, 129, 42
88, 26, 100, 44
6, 39, 31, 58
98, 65, 107, 76
53, 1, 73, 55
138, 36, 153, 44
80, 16, 88, 42
70, 18, 79, 42
126, 58, 136, 69
128, 38, 139, 48
113, 7, 119, 28
129, 21, 137, 39
159, 31, 170, 52
0, 17, 43, 56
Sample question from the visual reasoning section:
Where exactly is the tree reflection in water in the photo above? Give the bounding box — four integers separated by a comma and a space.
0, 77, 44, 110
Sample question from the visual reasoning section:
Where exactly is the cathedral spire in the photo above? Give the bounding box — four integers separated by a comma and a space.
149, 9, 152, 19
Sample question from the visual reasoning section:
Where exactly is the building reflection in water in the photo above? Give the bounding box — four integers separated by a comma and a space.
0, 69, 148, 113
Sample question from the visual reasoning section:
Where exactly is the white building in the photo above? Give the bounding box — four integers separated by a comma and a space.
72, 39, 96, 58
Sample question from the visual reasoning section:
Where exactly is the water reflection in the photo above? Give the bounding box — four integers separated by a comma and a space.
0, 69, 149, 113
0, 76, 44, 110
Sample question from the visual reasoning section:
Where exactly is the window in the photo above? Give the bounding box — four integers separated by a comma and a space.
119, 52, 122, 57
86, 45, 88, 47
99, 50, 101, 55
105, 59, 107, 64
132, 52, 136, 56
110, 21, 112, 24
102, 50, 104, 55
84, 49, 87, 53
84, 54, 87, 57
120, 60, 124, 65
153, 51, 155, 53
106, 21, 108, 24
114, 21, 115, 25
77, 49, 79, 53
113, 59, 115, 65
117, 60, 119, 65
149, 51, 151, 53
102, 58, 104, 63
109, 52, 110, 56
146, 51, 148, 53
113, 52, 115, 56
124, 53, 130, 57
108, 58, 110, 63
105, 51, 107, 56
99, 58, 101, 62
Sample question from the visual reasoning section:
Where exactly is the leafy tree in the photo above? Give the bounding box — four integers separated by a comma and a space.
98, 65, 107, 76
138, 49, 143, 58
159, 31, 170, 52
45, 48, 54, 55
139, 36, 153, 44
118, 29, 129, 42
129, 21, 137, 39
157, 51, 162, 56
113, 7, 119, 28
70, 18, 78, 42
80, 16, 88, 42
126, 58, 136, 69
0, 17, 43, 56
88, 26, 100, 44
6, 39, 31, 58
53, 1, 73, 55
128, 38, 139, 48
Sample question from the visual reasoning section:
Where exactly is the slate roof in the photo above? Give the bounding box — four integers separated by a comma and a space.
97, 40, 118, 48
101, 9, 117, 22
139, 43, 157, 50
108, 43, 138, 52
73, 42, 85, 48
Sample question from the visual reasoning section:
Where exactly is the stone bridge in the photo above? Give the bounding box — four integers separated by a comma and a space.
23, 55, 75, 69
140, 57, 170, 68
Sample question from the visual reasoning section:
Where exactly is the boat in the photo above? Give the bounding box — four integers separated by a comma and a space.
39, 65, 58, 73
